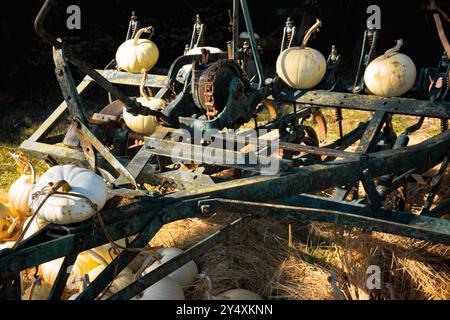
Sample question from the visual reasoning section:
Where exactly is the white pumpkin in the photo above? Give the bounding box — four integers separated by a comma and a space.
40, 252, 100, 288
0, 241, 15, 251
200, 274, 262, 300
8, 154, 36, 217
185, 46, 223, 56
136, 276, 185, 300
123, 97, 165, 136
219, 289, 262, 300
23, 216, 49, 240
0, 204, 13, 240
276, 19, 326, 89
143, 247, 198, 287
364, 39, 416, 97
30, 165, 108, 225
81, 265, 135, 299
22, 278, 52, 300
116, 27, 159, 74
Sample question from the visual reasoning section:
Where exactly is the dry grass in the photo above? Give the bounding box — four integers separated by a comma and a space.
147, 215, 450, 300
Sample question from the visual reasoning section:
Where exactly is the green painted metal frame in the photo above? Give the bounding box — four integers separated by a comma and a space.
2, 0, 450, 301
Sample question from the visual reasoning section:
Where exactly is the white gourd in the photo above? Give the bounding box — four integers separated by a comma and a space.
30, 165, 108, 225
185, 46, 223, 56
364, 39, 416, 97
88, 239, 126, 265
0, 241, 15, 251
135, 277, 185, 300
142, 247, 198, 287
40, 252, 100, 287
122, 97, 165, 136
220, 289, 262, 300
23, 216, 49, 240
82, 265, 135, 299
0, 204, 13, 240
276, 19, 326, 89
200, 274, 262, 300
116, 27, 159, 74
22, 277, 52, 300
8, 155, 36, 217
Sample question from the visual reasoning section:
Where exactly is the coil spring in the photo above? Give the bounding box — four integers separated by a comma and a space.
284, 31, 292, 50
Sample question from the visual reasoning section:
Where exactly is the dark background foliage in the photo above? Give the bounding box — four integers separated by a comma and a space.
0, 0, 447, 115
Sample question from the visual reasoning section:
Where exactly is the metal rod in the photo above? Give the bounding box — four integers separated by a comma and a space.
240, 0, 264, 89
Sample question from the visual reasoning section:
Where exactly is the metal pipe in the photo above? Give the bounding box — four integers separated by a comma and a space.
240, 0, 264, 89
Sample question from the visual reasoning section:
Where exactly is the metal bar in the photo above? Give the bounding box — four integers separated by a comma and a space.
145, 137, 292, 173
77, 121, 138, 188
20, 140, 87, 164
360, 168, 382, 209
54, 48, 90, 127
356, 111, 386, 154
48, 253, 78, 300
76, 215, 164, 300
274, 91, 450, 119
422, 154, 450, 215
114, 147, 157, 186
232, 0, 240, 62
0, 235, 77, 278
108, 216, 249, 300
240, 0, 264, 89
90, 70, 167, 88
203, 198, 450, 245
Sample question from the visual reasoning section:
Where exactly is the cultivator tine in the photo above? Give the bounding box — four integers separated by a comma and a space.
422, 153, 450, 216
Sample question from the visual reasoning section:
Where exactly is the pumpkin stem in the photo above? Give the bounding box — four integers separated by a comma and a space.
139, 71, 153, 100
384, 39, 404, 59
301, 18, 322, 49
133, 27, 154, 46
80, 274, 90, 292
199, 273, 214, 300
9, 152, 36, 184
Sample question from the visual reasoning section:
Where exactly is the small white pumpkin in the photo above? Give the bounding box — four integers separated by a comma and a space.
123, 97, 165, 136
143, 247, 198, 287
185, 46, 223, 56
219, 289, 262, 300
30, 165, 108, 225
116, 27, 159, 74
364, 39, 416, 97
136, 276, 185, 300
0, 204, 13, 240
8, 155, 36, 217
276, 19, 326, 89
200, 274, 262, 300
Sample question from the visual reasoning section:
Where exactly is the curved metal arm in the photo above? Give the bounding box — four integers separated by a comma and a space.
34, 0, 61, 48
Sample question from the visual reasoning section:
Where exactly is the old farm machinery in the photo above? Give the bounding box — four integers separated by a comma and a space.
1, 0, 450, 300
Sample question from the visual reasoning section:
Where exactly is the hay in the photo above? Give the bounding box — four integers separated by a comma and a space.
147, 214, 450, 300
